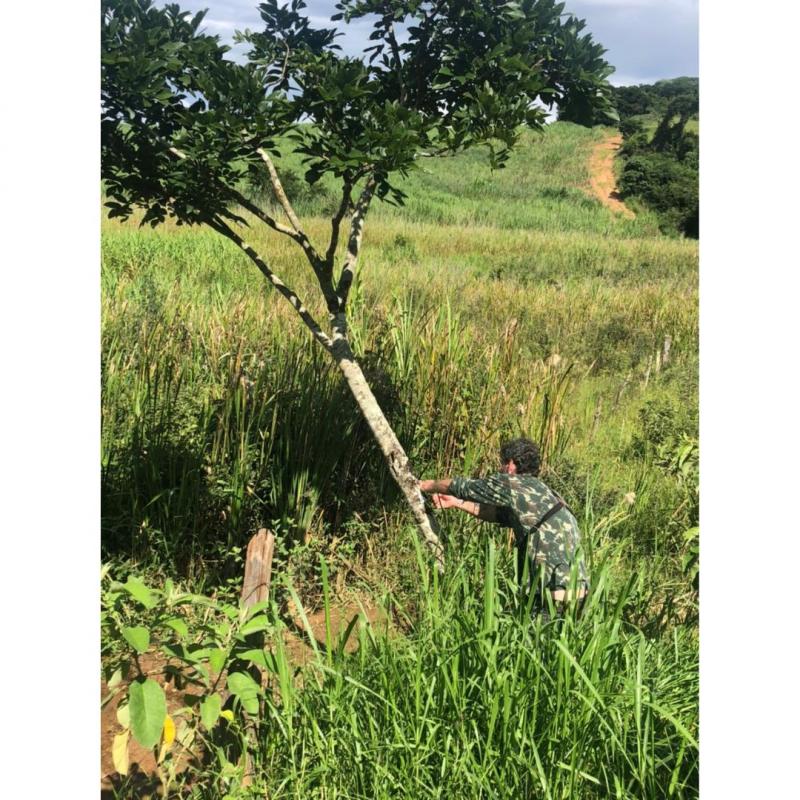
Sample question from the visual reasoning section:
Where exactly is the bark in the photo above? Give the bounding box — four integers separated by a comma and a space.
331, 336, 445, 570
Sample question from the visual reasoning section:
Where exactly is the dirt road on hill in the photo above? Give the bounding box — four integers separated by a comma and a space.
588, 133, 635, 219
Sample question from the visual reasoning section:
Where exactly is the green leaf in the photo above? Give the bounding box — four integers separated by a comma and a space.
239, 648, 269, 670
238, 615, 270, 637
200, 693, 222, 730
129, 679, 167, 749
226, 671, 261, 715
121, 626, 150, 654
208, 647, 226, 675
163, 618, 188, 639
123, 577, 157, 609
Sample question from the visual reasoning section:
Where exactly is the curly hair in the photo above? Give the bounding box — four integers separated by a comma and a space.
499, 437, 541, 476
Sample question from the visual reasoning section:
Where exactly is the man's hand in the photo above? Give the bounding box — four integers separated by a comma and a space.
430, 493, 463, 510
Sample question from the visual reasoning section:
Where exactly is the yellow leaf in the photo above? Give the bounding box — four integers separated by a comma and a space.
116, 704, 130, 729
112, 730, 129, 776
220, 709, 234, 722
162, 714, 176, 746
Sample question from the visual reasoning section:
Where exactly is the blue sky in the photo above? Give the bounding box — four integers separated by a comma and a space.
172, 0, 698, 87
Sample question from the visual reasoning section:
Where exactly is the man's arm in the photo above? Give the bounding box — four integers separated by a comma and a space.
430, 493, 498, 522
419, 478, 452, 494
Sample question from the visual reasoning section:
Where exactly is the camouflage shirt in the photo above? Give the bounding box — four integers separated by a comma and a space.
449, 474, 589, 594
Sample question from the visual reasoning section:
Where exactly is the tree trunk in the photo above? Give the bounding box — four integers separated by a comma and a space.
205, 217, 444, 568
330, 337, 445, 570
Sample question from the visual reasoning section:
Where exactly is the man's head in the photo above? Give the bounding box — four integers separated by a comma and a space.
499, 438, 541, 476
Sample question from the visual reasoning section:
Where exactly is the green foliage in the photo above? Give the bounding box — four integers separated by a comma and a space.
619, 154, 698, 237
102, 0, 616, 224
612, 77, 698, 121
128, 678, 167, 749
102, 547, 698, 798
101, 0, 285, 226
611, 78, 699, 238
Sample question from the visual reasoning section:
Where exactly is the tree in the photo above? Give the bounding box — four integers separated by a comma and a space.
650, 91, 699, 155
101, 0, 614, 566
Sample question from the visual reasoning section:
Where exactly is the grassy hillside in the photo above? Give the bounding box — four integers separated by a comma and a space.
101, 121, 699, 798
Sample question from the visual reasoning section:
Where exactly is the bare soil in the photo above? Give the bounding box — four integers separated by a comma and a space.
100, 600, 387, 796
587, 134, 635, 219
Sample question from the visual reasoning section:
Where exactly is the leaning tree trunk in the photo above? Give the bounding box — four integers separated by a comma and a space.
331, 337, 445, 570
207, 201, 444, 569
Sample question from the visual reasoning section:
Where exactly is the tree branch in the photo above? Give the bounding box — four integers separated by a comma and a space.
336, 175, 377, 310
206, 216, 334, 352
168, 144, 335, 310
226, 187, 301, 240
227, 186, 326, 273
325, 180, 353, 274
256, 147, 305, 234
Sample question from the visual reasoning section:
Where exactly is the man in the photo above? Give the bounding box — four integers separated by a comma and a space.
419, 437, 589, 619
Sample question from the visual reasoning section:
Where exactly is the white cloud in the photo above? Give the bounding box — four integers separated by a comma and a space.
203, 17, 240, 32
162, 0, 697, 84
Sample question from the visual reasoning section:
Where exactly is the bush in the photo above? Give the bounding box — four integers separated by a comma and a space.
620, 154, 698, 237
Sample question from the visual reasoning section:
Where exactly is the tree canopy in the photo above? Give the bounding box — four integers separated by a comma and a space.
102, 0, 616, 227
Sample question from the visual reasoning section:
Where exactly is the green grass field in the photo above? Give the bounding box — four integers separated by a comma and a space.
101, 121, 699, 798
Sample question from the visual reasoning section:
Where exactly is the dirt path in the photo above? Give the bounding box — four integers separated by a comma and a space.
588, 133, 635, 219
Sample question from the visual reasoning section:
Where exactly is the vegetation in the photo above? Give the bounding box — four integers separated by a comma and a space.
102, 118, 698, 797
611, 78, 699, 238
101, 0, 617, 558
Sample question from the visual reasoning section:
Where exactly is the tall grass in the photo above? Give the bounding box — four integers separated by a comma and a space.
101, 120, 699, 797
162, 535, 697, 799
101, 220, 697, 579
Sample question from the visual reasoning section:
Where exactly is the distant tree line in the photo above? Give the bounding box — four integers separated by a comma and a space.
612, 78, 698, 238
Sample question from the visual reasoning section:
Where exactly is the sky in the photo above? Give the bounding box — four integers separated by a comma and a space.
174, 0, 698, 87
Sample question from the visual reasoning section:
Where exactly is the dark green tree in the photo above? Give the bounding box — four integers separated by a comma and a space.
651, 91, 699, 154
101, 0, 614, 563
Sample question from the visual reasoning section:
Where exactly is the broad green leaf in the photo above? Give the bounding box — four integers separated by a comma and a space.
112, 730, 129, 776
200, 693, 222, 730
208, 647, 226, 675
238, 615, 270, 637
129, 678, 167, 749
227, 671, 261, 715
163, 618, 188, 639
121, 626, 150, 654
239, 648, 269, 670
123, 577, 157, 609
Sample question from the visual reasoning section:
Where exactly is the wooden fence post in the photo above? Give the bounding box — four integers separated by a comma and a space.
241, 528, 275, 610
239, 528, 275, 788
